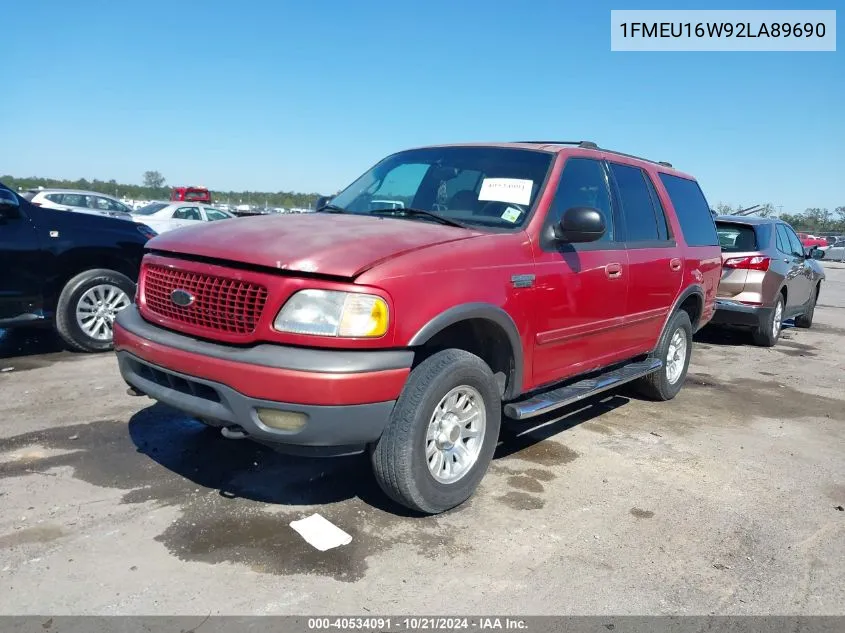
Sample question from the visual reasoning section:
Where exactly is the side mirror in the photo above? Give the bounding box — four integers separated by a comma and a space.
315, 195, 333, 211
809, 246, 825, 260
554, 206, 606, 243
803, 245, 817, 259
0, 189, 21, 219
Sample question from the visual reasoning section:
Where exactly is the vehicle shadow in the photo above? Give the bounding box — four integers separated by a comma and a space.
128, 394, 632, 514
0, 326, 66, 359
694, 321, 796, 347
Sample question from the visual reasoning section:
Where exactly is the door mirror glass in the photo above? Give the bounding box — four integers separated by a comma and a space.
0, 189, 21, 218
555, 206, 606, 243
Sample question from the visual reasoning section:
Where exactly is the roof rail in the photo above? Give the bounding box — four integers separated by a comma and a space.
599, 146, 673, 169
516, 140, 599, 149
515, 140, 673, 167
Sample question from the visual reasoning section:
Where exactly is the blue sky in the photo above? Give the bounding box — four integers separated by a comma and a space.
2, 0, 842, 212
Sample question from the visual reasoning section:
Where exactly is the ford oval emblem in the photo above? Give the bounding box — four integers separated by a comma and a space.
170, 289, 194, 307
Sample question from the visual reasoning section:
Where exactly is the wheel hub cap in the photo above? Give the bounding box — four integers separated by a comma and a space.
665, 328, 687, 385
76, 284, 131, 341
425, 385, 487, 484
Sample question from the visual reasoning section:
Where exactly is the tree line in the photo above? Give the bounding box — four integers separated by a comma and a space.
2, 171, 326, 210
715, 202, 845, 233
2, 172, 843, 232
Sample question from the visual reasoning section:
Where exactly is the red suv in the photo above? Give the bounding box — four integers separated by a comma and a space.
114, 141, 721, 514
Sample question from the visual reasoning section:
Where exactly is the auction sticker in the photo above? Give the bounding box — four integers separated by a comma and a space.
478, 178, 533, 206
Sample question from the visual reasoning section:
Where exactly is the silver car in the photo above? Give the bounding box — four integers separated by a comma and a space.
21, 188, 134, 220
821, 238, 845, 262
130, 202, 235, 233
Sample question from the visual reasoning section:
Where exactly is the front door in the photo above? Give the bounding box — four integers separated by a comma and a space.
0, 194, 44, 321
531, 156, 631, 387
779, 223, 813, 309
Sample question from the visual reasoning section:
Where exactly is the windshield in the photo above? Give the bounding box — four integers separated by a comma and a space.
185, 190, 209, 201
327, 146, 553, 229
134, 202, 169, 215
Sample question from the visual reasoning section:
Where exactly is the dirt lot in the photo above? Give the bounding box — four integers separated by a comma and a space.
1, 266, 843, 616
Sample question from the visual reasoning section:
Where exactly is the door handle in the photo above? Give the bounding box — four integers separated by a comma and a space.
670, 258, 682, 272
605, 263, 622, 279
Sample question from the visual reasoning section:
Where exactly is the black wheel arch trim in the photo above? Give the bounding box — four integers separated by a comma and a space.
407, 302, 525, 399
662, 285, 705, 338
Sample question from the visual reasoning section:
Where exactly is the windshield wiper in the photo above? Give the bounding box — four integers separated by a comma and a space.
317, 203, 348, 213
370, 207, 469, 229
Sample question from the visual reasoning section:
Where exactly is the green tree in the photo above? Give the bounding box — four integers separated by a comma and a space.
143, 171, 166, 189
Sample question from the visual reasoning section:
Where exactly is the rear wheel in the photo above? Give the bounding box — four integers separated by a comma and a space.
55, 269, 134, 352
635, 310, 692, 401
794, 285, 819, 329
752, 294, 784, 347
371, 349, 501, 514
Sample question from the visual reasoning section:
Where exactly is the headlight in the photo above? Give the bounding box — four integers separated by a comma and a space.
274, 289, 388, 338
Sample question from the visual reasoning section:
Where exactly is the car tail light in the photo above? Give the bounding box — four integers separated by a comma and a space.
723, 256, 770, 271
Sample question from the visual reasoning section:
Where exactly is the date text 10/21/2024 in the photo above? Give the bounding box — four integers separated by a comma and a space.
307, 617, 529, 631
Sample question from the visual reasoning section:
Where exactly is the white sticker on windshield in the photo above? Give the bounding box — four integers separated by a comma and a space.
478, 178, 533, 206
501, 206, 522, 223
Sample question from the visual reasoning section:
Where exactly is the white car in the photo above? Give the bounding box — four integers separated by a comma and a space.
131, 202, 235, 233
21, 188, 134, 220
822, 238, 845, 262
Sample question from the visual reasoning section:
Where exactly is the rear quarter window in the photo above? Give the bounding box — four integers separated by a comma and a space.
658, 173, 719, 247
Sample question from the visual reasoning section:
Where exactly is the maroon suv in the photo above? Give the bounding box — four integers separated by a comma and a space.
115, 141, 722, 514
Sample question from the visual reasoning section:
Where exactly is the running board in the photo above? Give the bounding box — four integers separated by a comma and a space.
504, 358, 663, 420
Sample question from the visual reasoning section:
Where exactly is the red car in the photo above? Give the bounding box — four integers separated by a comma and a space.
170, 186, 211, 205
798, 232, 828, 248
114, 141, 722, 514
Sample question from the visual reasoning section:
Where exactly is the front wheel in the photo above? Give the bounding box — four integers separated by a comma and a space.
371, 349, 501, 514
634, 310, 692, 401
54, 269, 135, 352
794, 285, 819, 329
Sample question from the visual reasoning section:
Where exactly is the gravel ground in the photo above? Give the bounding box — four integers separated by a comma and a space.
1, 266, 843, 616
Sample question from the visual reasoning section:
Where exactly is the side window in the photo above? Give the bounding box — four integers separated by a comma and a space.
657, 173, 719, 247
93, 197, 112, 211
547, 157, 613, 242
775, 225, 791, 254
173, 206, 201, 220
45, 194, 64, 204
609, 163, 660, 242
784, 226, 804, 256
643, 173, 671, 240
61, 194, 85, 207
204, 209, 228, 221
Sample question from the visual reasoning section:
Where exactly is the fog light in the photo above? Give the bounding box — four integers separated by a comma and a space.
255, 408, 307, 431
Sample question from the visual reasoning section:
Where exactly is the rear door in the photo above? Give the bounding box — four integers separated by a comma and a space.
607, 161, 682, 353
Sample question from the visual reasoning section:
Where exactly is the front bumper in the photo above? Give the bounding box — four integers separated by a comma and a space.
114, 306, 413, 453
710, 299, 772, 328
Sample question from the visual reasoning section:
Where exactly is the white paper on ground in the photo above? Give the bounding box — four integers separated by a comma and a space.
478, 178, 533, 206
289, 513, 352, 551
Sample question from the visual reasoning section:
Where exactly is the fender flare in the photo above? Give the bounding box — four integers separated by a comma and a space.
408, 303, 525, 399
661, 285, 705, 339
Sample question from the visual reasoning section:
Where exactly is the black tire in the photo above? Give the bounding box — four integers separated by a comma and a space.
751, 294, 784, 347
371, 348, 501, 515
794, 285, 819, 329
634, 310, 692, 401
54, 269, 135, 353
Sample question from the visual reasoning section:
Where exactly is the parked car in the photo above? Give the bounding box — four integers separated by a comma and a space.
171, 186, 212, 205
113, 140, 722, 514
822, 238, 845, 262
710, 216, 825, 346
131, 202, 234, 233
20, 188, 134, 220
0, 183, 155, 352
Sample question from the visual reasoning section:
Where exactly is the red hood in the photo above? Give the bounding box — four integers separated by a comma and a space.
146, 213, 484, 278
